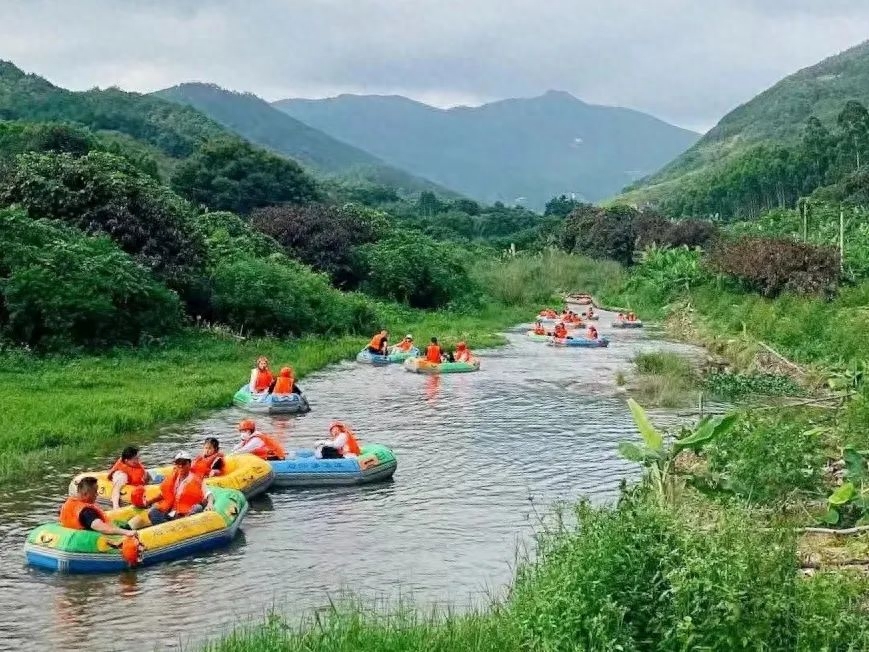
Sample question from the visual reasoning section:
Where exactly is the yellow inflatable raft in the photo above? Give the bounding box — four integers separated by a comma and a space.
69, 454, 274, 506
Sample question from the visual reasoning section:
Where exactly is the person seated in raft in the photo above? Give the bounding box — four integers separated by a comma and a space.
192, 437, 225, 478
391, 334, 415, 353
139, 451, 214, 527
426, 337, 443, 363
586, 307, 595, 319
108, 445, 152, 509
586, 324, 599, 340
315, 421, 362, 459
455, 342, 473, 363
367, 329, 389, 355
249, 356, 274, 395
553, 322, 569, 339
61, 476, 137, 537
616, 312, 626, 322
233, 419, 287, 461
533, 321, 547, 335
627, 312, 637, 322
271, 366, 301, 396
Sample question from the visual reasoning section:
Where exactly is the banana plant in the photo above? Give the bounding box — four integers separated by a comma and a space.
822, 447, 869, 526
619, 398, 738, 507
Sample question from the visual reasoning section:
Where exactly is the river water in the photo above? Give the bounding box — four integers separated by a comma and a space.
0, 311, 706, 651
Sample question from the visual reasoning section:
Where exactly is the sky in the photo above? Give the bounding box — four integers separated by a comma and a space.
3, 0, 869, 133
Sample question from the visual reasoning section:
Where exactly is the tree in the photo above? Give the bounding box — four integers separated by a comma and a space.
250, 203, 387, 288
837, 100, 869, 171
416, 191, 446, 218
171, 138, 320, 214
800, 116, 833, 189
544, 194, 583, 218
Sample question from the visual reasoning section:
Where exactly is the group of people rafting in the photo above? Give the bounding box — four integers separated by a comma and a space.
249, 356, 302, 396
534, 307, 600, 341
367, 330, 475, 364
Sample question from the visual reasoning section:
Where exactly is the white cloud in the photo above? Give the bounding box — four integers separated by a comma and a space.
2, 0, 869, 131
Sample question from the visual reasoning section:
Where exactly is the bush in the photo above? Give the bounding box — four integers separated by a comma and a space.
171, 138, 320, 214
210, 255, 377, 337
0, 150, 207, 299
560, 204, 636, 265
0, 209, 182, 349
707, 236, 840, 297
358, 233, 475, 309
251, 203, 387, 288
633, 212, 718, 250
192, 211, 282, 265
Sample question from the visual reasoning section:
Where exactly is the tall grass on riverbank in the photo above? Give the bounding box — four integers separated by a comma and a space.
203, 494, 869, 652
628, 350, 699, 408
0, 305, 528, 484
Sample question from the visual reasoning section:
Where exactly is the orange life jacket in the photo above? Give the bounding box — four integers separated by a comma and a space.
554, 325, 567, 339
245, 433, 287, 461
395, 340, 413, 352
253, 369, 274, 393
426, 344, 442, 363
273, 373, 293, 395
534, 326, 546, 335
191, 452, 225, 478
587, 326, 599, 339
107, 459, 148, 486
456, 347, 472, 362
332, 424, 362, 456
59, 497, 107, 530
368, 334, 387, 350
154, 471, 206, 516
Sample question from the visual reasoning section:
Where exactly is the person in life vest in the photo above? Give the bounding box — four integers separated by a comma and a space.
586, 307, 595, 319
455, 342, 473, 363
60, 476, 137, 537
233, 420, 287, 460
272, 366, 301, 396
391, 334, 415, 353
627, 312, 637, 322
533, 321, 547, 335
108, 445, 152, 509
315, 421, 362, 459
553, 322, 569, 339
140, 451, 214, 527
426, 337, 443, 364
191, 438, 225, 478
586, 324, 599, 340
367, 330, 389, 355
249, 356, 274, 394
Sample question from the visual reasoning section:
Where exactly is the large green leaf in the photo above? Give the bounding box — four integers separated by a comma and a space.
828, 482, 856, 506
674, 413, 738, 452
627, 398, 663, 452
821, 508, 840, 525
843, 448, 868, 482
618, 441, 648, 462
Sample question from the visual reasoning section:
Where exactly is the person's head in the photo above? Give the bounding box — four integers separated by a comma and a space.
404, 334, 413, 343
280, 366, 292, 378
238, 419, 256, 436
256, 356, 269, 370
457, 342, 467, 351
329, 420, 344, 437
203, 437, 220, 456
173, 451, 192, 476
431, 337, 438, 344
121, 446, 140, 463
76, 476, 99, 503
381, 329, 388, 337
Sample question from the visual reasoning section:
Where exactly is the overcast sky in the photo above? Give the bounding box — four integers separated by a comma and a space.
3, 0, 869, 132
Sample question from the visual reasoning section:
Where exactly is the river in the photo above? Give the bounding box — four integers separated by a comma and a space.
0, 311, 706, 651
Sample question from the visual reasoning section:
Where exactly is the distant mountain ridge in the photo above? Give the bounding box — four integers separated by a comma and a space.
622, 39, 869, 204
274, 90, 699, 209
154, 83, 451, 196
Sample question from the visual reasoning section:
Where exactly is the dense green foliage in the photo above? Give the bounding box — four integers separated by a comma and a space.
704, 371, 805, 400
0, 209, 182, 348
171, 138, 320, 213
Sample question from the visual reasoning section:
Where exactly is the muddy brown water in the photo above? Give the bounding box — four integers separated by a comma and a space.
0, 312, 709, 651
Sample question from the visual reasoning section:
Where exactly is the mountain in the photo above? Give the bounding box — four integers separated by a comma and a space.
622, 39, 869, 205
273, 90, 699, 209
155, 83, 449, 196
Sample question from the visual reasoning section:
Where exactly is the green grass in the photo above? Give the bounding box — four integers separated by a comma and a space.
0, 304, 529, 485
628, 351, 699, 408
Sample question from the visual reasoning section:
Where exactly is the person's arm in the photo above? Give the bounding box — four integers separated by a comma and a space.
111, 471, 129, 510
249, 369, 258, 392
80, 508, 135, 537
332, 431, 348, 452
234, 436, 263, 454
202, 481, 215, 510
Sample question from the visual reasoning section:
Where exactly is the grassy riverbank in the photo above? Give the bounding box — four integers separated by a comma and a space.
0, 304, 530, 484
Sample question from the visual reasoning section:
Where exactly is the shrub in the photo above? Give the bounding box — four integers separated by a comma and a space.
561, 204, 635, 265
706, 236, 839, 297
171, 138, 320, 214
0, 150, 207, 299
192, 211, 282, 265
251, 203, 387, 288
633, 212, 718, 250
0, 209, 182, 349
210, 255, 377, 337
358, 233, 475, 309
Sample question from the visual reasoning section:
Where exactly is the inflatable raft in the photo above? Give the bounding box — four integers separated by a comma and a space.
233, 387, 310, 415
568, 293, 593, 305
612, 320, 644, 329
356, 347, 420, 365
403, 358, 480, 374
271, 443, 397, 487
25, 488, 247, 574
549, 337, 610, 348
69, 454, 275, 505
526, 331, 551, 342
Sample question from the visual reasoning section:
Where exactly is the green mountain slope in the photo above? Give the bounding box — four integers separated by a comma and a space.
623, 39, 869, 204
154, 83, 451, 196
274, 91, 699, 210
